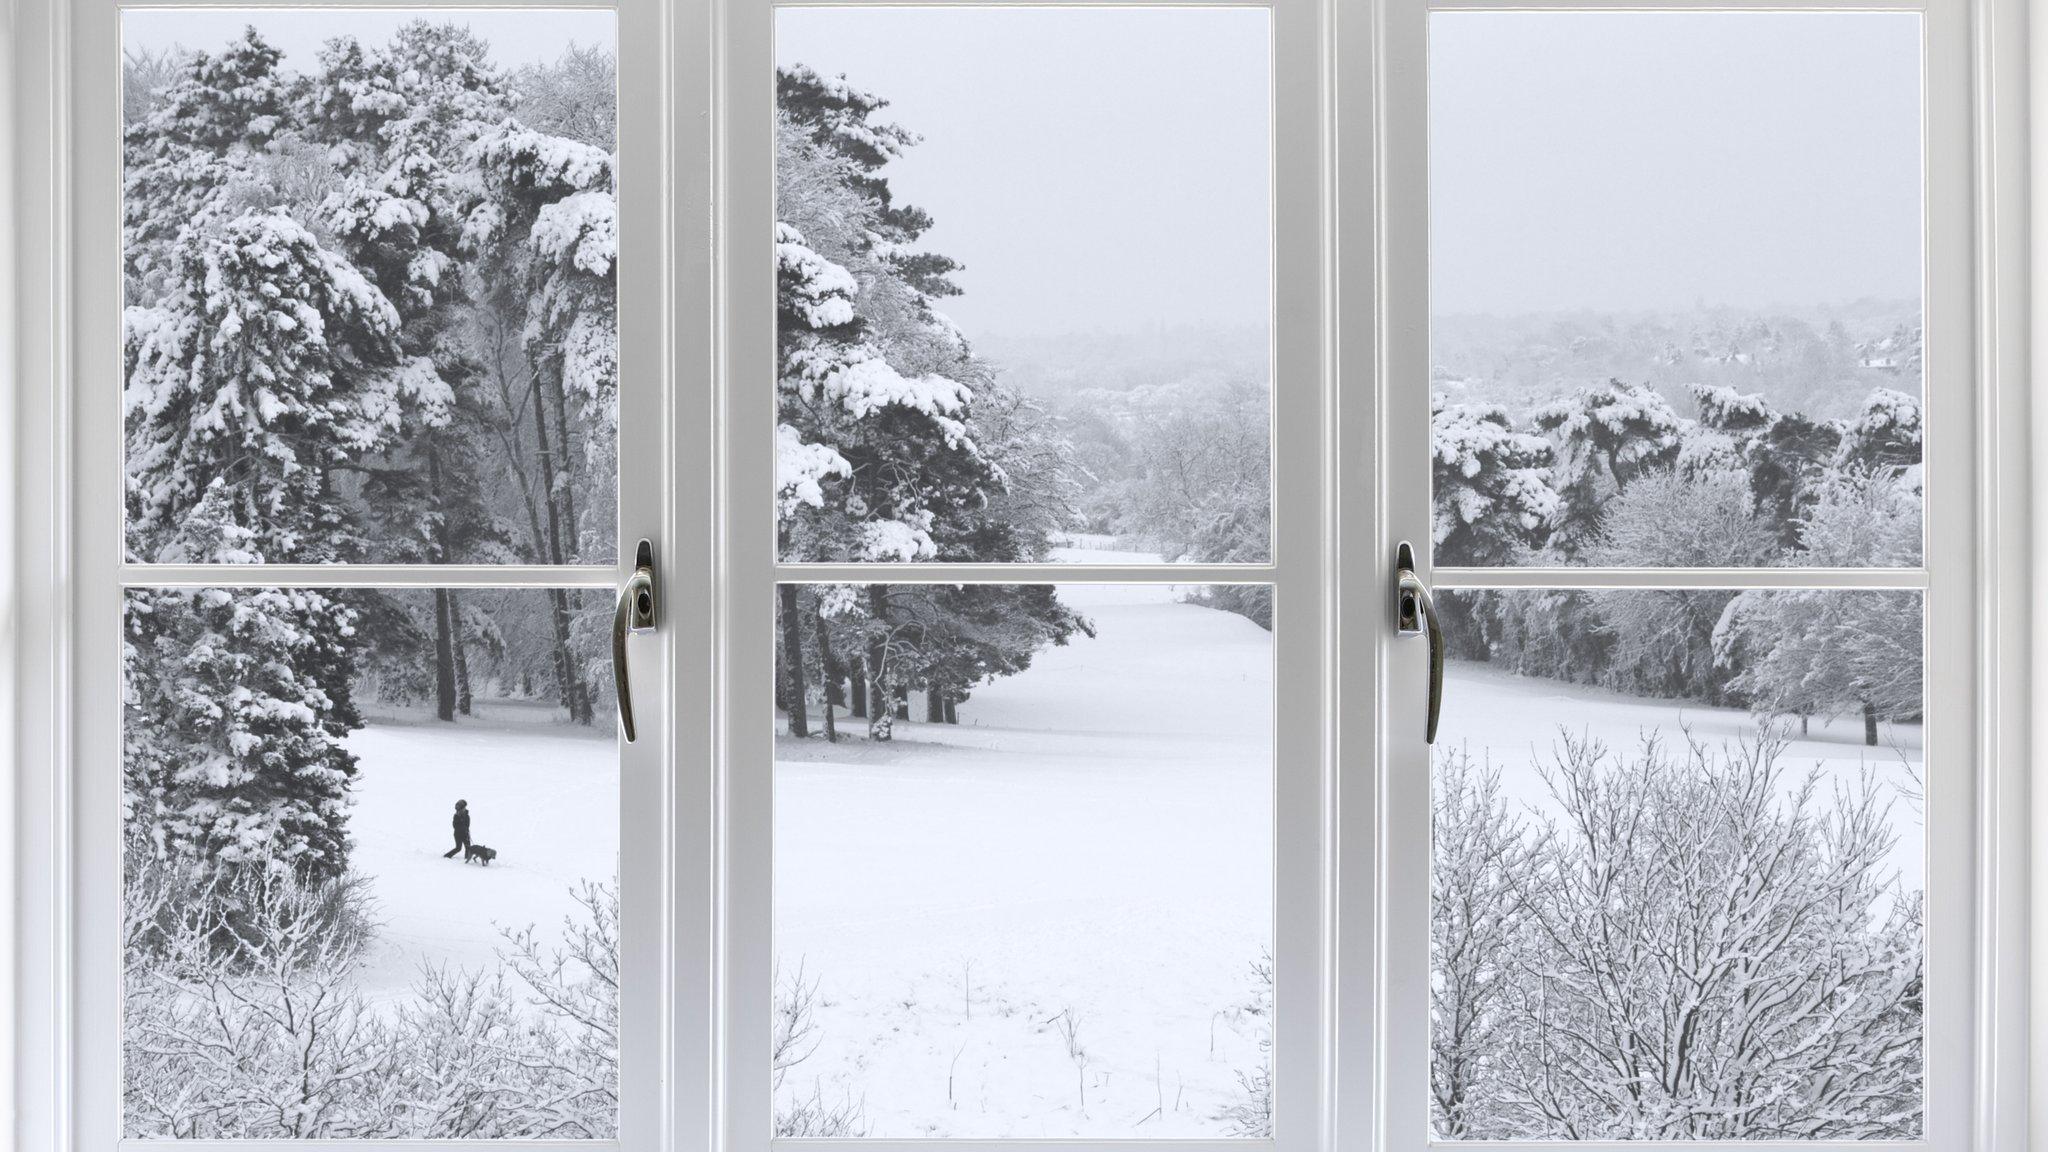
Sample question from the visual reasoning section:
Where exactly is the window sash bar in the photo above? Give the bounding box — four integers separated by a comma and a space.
114, 563, 622, 589
1434, 565, 1929, 591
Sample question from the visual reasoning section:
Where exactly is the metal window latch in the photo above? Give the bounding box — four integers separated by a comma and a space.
1394, 541, 1444, 745
613, 538, 657, 742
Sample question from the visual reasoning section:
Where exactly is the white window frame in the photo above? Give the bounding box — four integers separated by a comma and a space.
715, 2, 1333, 1150
7, 0, 714, 1147
1343, 0, 2033, 1148
2, 0, 2034, 1149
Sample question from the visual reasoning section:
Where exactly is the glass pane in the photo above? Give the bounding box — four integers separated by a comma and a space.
773, 582, 1274, 1136
1430, 588, 1924, 1140
122, 10, 620, 565
123, 587, 619, 1139
773, 8, 1273, 564
1429, 13, 1924, 568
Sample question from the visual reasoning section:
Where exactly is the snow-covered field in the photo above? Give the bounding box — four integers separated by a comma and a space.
1439, 661, 1926, 890
323, 567, 1922, 1135
775, 580, 1275, 1138
345, 700, 617, 1008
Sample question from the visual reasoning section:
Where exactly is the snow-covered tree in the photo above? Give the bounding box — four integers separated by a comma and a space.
125, 579, 361, 881
1837, 388, 1924, 474
1433, 732, 1923, 1139
125, 208, 451, 563
1430, 752, 1536, 1137
123, 35, 454, 879
1716, 472, 1923, 743
773, 65, 1008, 565
466, 120, 621, 722
1431, 399, 1557, 566
1533, 380, 1682, 555
1579, 471, 1773, 703
782, 583, 1089, 742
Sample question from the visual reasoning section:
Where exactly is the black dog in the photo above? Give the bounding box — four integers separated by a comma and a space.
463, 843, 498, 866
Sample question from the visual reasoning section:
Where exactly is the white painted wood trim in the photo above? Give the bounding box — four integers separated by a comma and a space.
5, 1, 2036, 1151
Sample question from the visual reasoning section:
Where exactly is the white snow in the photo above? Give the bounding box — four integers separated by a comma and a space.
774, 576, 1276, 1138
343, 699, 617, 1008
324, 569, 1923, 1136
1438, 660, 1925, 890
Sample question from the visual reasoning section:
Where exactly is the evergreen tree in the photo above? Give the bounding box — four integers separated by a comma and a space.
1431, 399, 1557, 566
122, 31, 452, 878
1532, 380, 1681, 556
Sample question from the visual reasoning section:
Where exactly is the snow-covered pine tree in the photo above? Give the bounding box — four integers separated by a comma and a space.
122, 31, 456, 878
772, 65, 1005, 565
769, 66, 1085, 737
122, 27, 292, 291
124, 493, 363, 882
1837, 387, 1925, 475
1532, 380, 1681, 556
1430, 398, 1557, 567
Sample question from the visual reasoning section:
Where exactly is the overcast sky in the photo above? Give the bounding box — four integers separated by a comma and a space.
778, 7, 1272, 342
123, 7, 614, 70
1431, 11, 1923, 316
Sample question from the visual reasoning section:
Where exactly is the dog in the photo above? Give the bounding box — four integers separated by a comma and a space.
462, 843, 498, 866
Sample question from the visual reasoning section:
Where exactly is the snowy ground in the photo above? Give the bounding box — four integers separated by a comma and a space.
775, 579, 1276, 1138
322, 556, 1922, 1134
1439, 661, 1926, 890
345, 699, 617, 1008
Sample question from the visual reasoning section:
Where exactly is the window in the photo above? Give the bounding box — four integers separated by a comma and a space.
1374, 2, 1985, 1147
65, 1, 668, 1143
727, 3, 1323, 1145
7, 0, 2027, 1150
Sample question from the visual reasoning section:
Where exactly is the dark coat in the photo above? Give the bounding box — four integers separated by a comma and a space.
453, 809, 471, 838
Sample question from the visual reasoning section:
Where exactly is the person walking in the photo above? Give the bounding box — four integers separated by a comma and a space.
442, 799, 471, 859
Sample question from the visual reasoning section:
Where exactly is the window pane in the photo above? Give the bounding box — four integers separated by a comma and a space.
1430, 588, 1924, 1140
773, 8, 1273, 564
773, 582, 1274, 1136
123, 587, 619, 1138
122, 10, 619, 565
1429, 13, 1923, 568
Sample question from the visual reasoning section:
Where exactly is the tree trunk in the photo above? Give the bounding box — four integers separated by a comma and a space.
529, 361, 591, 724
925, 687, 944, 723
866, 637, 892, 741
849, 656, 868, 719
814, 599, 838, 743
433, 589, 458, 722
547, 369, 582, 562
1863, 699, 1879, 746
943, 696, 958, 725
427, 442, 459, 723
779, 584, 809, 739
449, 590, 473, 716
551, 588, 593, 724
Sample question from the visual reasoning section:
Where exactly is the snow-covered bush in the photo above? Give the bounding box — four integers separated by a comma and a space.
1215, 951, 1274, 1137
123, 858, 622, 1139
1431, 732, 1922, 1139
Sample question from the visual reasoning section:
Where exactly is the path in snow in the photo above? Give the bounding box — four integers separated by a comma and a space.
345, 699, 617, 1008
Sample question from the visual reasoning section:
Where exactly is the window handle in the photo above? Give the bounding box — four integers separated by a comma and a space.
1394, 541, 1443, 744
613, 538, 657, 742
